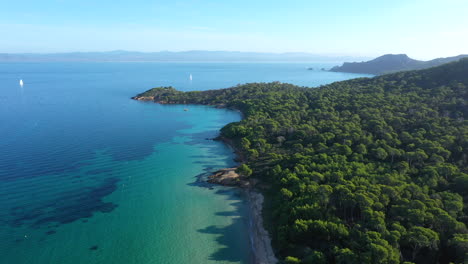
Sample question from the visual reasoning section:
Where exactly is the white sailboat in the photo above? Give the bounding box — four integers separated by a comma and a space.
189, 74, 193, 81
19, 79, 24, 86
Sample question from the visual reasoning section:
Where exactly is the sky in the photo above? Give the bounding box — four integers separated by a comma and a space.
0, 0, 467, 59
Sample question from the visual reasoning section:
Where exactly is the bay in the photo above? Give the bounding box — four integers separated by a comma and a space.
0, 62, 370, 264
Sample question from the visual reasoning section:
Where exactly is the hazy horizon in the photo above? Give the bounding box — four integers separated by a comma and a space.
0, 50, 369, 56
1, 50, 466, 63
1, 0, 467, 60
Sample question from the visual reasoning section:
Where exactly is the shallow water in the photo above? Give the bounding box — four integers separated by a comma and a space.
0, 62, 370, 263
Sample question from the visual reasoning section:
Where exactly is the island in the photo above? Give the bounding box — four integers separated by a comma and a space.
134, 59, 468, 264
330, 53, 468, 75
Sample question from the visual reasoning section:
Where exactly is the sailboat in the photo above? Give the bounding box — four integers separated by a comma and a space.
19, 79, 24, 86
189, 74, 193, 81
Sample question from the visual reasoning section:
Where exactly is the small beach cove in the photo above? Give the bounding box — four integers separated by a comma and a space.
201, 158, 279, 264
132, 92, 279, 263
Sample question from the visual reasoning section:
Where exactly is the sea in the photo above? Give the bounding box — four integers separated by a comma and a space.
0, 62, 371, 264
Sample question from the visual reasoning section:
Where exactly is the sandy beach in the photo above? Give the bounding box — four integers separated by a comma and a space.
207, 167, 278, 263
246, 190, 278, 264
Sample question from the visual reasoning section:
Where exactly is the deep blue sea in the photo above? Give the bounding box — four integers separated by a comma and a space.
0, 62, 370, 264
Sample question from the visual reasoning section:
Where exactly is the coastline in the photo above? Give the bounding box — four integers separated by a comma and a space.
216, 136, 247, 163
246, 190, 278, 264
132, 95, 278, 264
211, 137, 278, 264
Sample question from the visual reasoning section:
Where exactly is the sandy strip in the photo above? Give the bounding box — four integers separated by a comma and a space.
246, 190, 278, 264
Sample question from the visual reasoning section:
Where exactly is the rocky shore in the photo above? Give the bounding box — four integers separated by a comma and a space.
207, 168, 250, 187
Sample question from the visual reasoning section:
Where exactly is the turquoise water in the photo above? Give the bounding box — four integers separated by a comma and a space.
0, 62, 370, 264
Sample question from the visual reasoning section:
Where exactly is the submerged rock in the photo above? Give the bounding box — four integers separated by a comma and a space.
89, 245, 98, 251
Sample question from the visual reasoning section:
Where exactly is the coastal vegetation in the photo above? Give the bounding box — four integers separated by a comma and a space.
134, 59, 468, 263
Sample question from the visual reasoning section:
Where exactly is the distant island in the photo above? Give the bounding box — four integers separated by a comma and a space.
0, 50, 370, 63
330, 54, 468, 75
134, 59, 468, 264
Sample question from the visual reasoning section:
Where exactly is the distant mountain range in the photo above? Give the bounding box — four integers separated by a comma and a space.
0, 50, 370, 62
330, 54, 468, 75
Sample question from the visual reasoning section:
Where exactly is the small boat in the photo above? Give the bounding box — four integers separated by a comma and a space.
189, 74, 193, 81
19, 79, 24, 86
184, 108, 189, 111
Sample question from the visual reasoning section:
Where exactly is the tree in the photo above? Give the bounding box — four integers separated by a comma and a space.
285, 256, 301, 264
333, 247, 359, 264
403, 226, 439, 261
236, 164, 252, 177
372, 147, 388, 160
303, 251, 327, 264
448, 234, 468, 263
241, 137, 251, 150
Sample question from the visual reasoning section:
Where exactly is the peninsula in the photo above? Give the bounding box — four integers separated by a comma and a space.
330, 53, 468, 75
134, 59, 468, 264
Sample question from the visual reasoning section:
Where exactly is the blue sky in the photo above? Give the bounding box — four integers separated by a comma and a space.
1, 0, 467, 59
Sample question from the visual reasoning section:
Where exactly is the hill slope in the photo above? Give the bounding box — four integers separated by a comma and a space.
330, 54, 468, 75
135, 59, 468, 264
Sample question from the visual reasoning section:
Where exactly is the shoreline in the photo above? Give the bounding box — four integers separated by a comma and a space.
216, 136, 247, 163
245, 190, 278, 264
132, 95, 278, 263
208, 138, 278, 264
206, 168, 278, 264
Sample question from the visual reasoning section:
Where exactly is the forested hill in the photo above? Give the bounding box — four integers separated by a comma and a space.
329, 54, 468, 75
135, 59, 468, 264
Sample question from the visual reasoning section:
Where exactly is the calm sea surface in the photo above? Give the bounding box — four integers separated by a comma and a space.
0, 62, 370, 264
